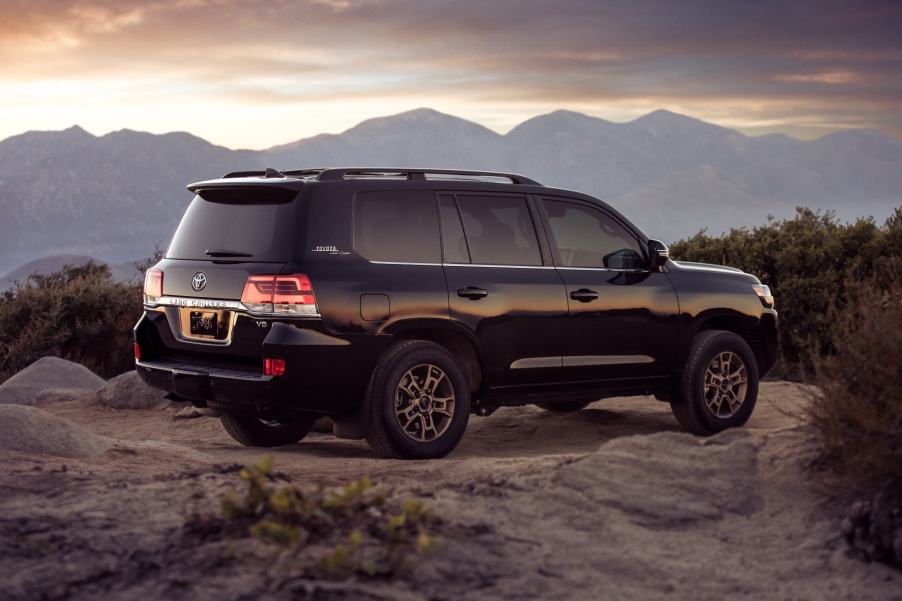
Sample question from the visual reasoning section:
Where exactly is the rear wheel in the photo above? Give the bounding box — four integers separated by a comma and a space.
537, 401, 591, 413
366, 340, 470, 459
220, 413, 317, 447
670, 330, 759, 435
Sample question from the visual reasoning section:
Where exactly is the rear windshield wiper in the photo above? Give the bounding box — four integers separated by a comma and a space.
204, 248, 253, 258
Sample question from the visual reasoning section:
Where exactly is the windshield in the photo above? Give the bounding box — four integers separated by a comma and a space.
166, 190, 298, 262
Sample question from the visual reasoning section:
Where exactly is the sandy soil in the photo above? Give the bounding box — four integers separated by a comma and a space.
1, 381, 900, 600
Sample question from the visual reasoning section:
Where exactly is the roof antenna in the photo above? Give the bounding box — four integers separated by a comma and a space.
263, 167, 285, 178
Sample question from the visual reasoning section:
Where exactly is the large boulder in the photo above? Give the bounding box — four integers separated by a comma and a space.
0, 357, 105, 406
0, 405, 112, 458
553, 429, 760, 526
96, 371, 170, 410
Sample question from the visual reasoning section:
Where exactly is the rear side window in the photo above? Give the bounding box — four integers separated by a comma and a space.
438, 195, 470, 263
541, 198, 645, 269
354, 190, 440, 263
456, 195, 542, 266
167, 189, 298, 262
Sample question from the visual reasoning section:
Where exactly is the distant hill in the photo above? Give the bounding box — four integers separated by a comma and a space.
0, 255, 141, 291
0, 108, 899, 273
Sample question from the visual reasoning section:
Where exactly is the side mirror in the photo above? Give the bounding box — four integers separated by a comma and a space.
648, 239, 670, 270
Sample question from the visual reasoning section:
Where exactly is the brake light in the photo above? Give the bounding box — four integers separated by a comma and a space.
264, 358, 286, 376
133, 342, 142, 361
240, 274, 318, 315
144, 268, 163, 299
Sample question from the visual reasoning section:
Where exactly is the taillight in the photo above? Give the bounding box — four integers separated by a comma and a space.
134, 342, 142, 361
240, 274, 318, 316
264, 358, 286, 376
144, 268, 163, 300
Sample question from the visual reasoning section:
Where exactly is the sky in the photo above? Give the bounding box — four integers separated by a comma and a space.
1, 0, 900, 149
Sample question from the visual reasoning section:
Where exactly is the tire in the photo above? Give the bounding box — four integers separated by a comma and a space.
670, 329, 759, 435
220, 413, 317, 447
537, 401, 591, 413
365, 340, 471, 459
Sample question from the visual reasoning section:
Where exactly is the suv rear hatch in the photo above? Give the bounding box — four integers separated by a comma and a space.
142, 181, 312, 363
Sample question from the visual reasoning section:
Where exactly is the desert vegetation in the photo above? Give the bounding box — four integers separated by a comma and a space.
218, 455, 437, 579
671, 207, 902, 375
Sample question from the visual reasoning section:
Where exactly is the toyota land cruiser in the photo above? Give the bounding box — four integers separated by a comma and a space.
135, 167, 778, 459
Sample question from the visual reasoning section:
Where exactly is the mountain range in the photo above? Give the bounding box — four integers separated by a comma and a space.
1, 108, 899, 275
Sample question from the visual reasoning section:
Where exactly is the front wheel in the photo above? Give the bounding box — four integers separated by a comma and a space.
670, 330, 759, 435
366, 340, 471, 459
220, 413, 317, 447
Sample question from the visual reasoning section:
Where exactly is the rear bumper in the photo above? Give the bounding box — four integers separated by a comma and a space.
136, 359, 274, 406
134, 313, 386, 415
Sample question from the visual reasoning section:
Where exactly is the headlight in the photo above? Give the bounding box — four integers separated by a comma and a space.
751, 283, 774, 308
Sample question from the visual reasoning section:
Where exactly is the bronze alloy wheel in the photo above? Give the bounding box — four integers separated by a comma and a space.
394, 363, 456, 442
702, 351, 749, 418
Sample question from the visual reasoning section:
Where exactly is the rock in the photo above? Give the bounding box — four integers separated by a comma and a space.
96, 371, 170, 410
34, 387, 99, 405
0, 357, 105, 406
173, 406, 219, 420
312, 416, 334, 434
554, 430, 760, 526
0, 404, 112, 458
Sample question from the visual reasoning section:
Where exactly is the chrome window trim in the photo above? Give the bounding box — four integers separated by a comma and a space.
368, 260, 647, 272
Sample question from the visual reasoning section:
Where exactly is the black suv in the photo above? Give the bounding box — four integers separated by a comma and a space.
135, 167, 777, 459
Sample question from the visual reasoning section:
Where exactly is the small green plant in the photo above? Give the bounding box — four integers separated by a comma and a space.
219, 455, 438, 579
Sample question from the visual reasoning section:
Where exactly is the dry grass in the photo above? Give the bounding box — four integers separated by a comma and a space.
808, 260, 902, 487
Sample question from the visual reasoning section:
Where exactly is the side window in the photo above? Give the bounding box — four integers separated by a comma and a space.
541, 199, 645, 269
354, 190, 440, 263
438, 195, 470, 263
456, 195, 542, 266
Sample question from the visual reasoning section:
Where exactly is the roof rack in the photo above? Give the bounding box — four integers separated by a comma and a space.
317, 168, 542, 186
221, 167, 542, 186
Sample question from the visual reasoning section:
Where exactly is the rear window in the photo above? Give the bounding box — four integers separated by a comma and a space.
167, 189, 298, 262
455, 195, 542, 266
354, 190, 440, 263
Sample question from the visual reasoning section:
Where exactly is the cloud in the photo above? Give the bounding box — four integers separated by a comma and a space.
0, 0, 899, 145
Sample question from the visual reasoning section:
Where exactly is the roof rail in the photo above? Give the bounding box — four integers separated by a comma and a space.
317, 168, 542, 186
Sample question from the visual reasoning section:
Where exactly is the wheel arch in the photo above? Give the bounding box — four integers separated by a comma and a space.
384, 320, 484, 394
688, 309, 774, 375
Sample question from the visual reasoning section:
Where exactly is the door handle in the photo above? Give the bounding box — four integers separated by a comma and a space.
457, 286, 488, 300
570, 288, 599, 302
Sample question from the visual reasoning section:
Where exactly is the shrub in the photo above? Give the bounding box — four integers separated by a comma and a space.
219, 456, 437, 579
0, 262, 143, 381
671, 207, 902, 375
807, 261, 902, 486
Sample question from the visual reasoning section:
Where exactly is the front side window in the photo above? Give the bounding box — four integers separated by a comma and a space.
455, 195, 542, 266
354, 190, 441, 263
541, 198, 645, 269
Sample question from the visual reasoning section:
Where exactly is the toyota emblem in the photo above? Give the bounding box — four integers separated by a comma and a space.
191, 272, 207, 291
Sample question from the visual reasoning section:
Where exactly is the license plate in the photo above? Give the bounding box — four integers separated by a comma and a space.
190, 311, 218, 336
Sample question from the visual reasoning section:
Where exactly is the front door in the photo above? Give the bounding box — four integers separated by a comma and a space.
538, 196, 680, 382
439, 193, 569, 389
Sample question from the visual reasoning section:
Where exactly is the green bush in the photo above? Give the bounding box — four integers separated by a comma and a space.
807, 262, 902, 486
670, 207, 902, 375
0, 262, 143, 381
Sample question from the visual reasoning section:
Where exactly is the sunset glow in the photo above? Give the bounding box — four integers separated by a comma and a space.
1, 0, 900, 147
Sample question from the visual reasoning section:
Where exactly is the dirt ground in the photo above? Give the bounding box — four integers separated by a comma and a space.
1, 381, 901, 600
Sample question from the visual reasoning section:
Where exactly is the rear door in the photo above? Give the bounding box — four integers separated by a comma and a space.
440, 193, 568, 389
538, 196, 680, 381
